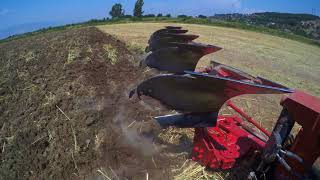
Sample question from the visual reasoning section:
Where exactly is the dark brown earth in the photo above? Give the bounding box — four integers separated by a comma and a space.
0, 27, 189, 180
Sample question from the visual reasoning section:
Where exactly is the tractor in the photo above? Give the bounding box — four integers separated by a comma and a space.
129, 26, 320, 180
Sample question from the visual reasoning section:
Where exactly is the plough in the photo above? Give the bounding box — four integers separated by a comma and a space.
130, 26, 320, 179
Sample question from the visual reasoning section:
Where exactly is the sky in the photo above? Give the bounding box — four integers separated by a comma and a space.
0, 0, 320, 38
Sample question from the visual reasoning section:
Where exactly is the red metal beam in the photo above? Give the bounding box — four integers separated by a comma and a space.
226, 100, 271, 137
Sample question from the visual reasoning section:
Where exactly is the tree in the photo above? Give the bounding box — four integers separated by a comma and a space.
157, 13, 163, 17
109, 3, 124, 18
165, 14, 171, 18
133, 0, 144, 17
144, 14, 155, 17
178, 15, 188, 18
124, 15, 132, 18
198, 15, 207, 19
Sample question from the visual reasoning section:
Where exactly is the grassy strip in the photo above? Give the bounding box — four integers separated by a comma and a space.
1, 17, 320, 47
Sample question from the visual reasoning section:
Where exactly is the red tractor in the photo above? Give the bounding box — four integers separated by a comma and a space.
130, 26, 320, 180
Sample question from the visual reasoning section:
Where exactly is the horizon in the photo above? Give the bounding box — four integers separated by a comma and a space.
1, 0, 320, 39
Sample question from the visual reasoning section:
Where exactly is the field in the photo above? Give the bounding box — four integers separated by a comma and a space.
98, 21, 320, 130
0, 22, 319, 179
98, 22, 320, 96
98, 22, 320, 177
0, 27, 181, 179
98, 22, 320, 128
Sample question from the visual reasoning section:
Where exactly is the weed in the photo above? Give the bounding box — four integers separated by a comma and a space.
29, 84, 40, 93
17, 70, 29, 80
19, 51, 36, 62
86, 45, 93, 54
56, 105, 80, 153
127, 42, 145, 54
103, 44, 118, 65
97, 168, 112, 180
43, 92, 56, 107
173, 160, 224, 180
67, 48, 81, 64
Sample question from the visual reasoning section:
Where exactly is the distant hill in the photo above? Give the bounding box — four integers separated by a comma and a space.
210, 12, 320, 41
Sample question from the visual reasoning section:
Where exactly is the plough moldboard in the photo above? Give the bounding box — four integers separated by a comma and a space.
130, 26, 320, 180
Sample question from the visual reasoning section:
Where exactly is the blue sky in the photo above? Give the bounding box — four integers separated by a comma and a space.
0, 0, 319, 38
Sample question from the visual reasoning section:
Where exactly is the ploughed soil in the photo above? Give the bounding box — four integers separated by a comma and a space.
0, 27, 189, 180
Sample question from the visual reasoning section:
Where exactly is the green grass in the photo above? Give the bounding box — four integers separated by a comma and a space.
1, 17, 320, 48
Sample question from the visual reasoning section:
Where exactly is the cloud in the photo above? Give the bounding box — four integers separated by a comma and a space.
0, 8, 10, 16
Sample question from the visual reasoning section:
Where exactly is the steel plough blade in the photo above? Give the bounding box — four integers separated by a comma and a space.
130, 72, 292, 113
165, 26, 182, 29
146, 34, 199, 52
133, 26, 294, 128
149, 29, 188, 43
141, 43, 222, 74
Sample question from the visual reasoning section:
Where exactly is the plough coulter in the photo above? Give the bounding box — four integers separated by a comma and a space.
130, 26, 320, 179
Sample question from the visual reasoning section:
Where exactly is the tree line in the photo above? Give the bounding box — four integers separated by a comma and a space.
109, 0, 144, 18
109, 0, 173, 19
109, 0, 209, 19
